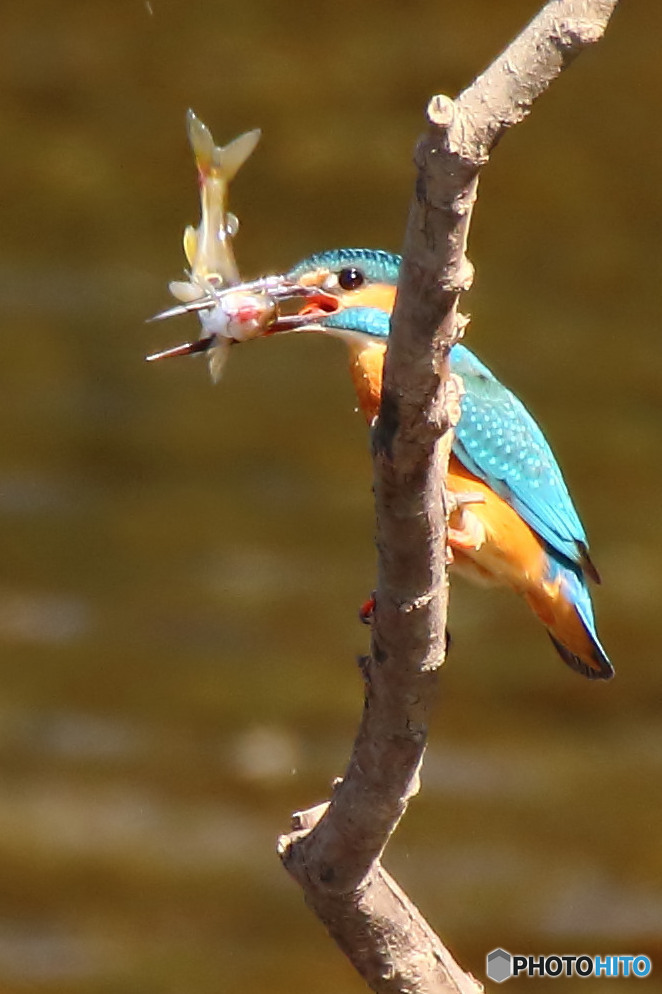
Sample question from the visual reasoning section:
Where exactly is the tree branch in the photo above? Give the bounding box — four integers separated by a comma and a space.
278, 2, 619, 991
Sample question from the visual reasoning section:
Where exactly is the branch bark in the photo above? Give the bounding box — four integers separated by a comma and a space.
278, 3, 619, 991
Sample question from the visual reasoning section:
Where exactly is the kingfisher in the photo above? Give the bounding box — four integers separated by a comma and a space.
274, 248, 613, 681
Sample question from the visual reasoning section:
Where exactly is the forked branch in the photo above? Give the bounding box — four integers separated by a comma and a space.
278, 3, 619, 992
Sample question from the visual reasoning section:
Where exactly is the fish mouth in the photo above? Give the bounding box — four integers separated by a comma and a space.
145, 276, 341, 362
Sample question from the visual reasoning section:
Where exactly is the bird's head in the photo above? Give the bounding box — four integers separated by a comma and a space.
277, 248, 401, 346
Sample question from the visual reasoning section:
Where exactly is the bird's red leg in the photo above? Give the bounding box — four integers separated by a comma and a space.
359, 593, 376, 625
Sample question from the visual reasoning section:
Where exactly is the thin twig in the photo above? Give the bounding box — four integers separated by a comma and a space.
278, 3, 619, 992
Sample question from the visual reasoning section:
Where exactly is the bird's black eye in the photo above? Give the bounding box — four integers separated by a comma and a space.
337, 266, 365, 291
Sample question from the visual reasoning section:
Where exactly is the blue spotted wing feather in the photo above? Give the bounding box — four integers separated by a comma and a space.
450, 344, 593, 575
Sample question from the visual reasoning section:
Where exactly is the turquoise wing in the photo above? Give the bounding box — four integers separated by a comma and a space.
450, 343, 589, 569
318, 303, 594, 576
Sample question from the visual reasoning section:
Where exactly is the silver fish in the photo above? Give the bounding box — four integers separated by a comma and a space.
147, 113, 340, 379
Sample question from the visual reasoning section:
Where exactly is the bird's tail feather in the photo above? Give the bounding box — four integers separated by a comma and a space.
547, 631, 613, 680
526, 559, 614, 680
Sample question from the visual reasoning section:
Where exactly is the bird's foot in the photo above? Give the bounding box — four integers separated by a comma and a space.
447, 491, 486, 552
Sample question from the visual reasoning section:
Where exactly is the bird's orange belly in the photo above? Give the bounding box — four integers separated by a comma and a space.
447, 455, 548, 594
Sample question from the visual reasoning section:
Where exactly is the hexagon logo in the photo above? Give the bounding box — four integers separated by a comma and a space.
486, 948, 513, 983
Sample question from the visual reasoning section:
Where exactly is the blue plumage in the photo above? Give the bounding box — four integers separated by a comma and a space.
450, 343, 588, 571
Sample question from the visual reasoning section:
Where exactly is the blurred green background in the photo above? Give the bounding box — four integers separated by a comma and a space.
0, 1, 659, 991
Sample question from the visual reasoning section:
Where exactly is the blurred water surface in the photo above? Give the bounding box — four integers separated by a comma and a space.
0, 1, 660, 991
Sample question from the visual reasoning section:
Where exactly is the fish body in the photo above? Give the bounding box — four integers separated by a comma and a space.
149, 112, 266, 380
179, 110, 260, 291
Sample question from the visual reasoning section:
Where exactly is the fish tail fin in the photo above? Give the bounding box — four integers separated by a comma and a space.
526, 558, 614, 681
186, 109, 261, 181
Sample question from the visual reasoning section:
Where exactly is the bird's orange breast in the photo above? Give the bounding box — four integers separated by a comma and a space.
348, 340, 387, 419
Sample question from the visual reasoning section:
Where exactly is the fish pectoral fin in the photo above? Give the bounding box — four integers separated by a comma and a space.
168, 280, 205, 303
207, 339, 232, 383
183, 225, 198, 267
225, 212, 239, 237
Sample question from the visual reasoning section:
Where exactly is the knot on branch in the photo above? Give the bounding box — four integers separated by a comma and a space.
437, 259, 474, 294
427, 93, 455, 129
551, 17, 606, 54
291, 802, 330, 834
451, 312, 471, 345
445, 373, 464, 429
398, 592, 435, 614
277, 801, 329, 870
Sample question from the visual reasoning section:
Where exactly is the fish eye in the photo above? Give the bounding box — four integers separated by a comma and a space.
337, 267, 365, 291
